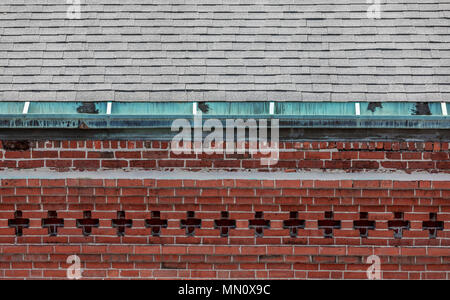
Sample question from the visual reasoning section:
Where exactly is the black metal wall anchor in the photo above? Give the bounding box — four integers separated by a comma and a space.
214, 211, 236, 237
353, 212, 376, 238
145, 211, 168, 237
388, 212, 410, 239
180, 211, 202, 236
112, 211, 133, 236
8, 211, 29, 236
283, 211, 305, 238
318, 211, 341, 238
41, 211, 64, 236
423, 213, 444, 239
249, 212, 270, 237
76, 211, 99, 236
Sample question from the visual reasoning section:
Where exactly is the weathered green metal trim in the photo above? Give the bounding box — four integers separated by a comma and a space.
0, 114, 447, 129
0, 101, 448, 129
0, 128, 449, 142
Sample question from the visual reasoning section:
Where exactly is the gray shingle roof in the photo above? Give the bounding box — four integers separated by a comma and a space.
0, 0, 449, 102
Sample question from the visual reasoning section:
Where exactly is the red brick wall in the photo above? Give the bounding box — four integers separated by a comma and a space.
0, 140, 448, 172
1, 178, 449, 279
0, 140, 449, 280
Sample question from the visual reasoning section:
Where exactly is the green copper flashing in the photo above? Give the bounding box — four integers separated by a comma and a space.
0, 101, 447, 129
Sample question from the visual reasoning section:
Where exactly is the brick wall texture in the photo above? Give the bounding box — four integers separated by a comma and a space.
0, 140, 449, 279
0, 140, 449, 173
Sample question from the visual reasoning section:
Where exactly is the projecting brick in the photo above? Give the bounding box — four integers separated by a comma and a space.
352, 161, 379, 169
117, 179, 143, 187
41, 179, 66, 187
393, 181, 418, 189
115, 151, 141, 159
359, 152, 385, 160
46, 160, 72, 168
102, 160, 128, 168
87, 151, 114, 159
18, 160, 44, 168
314, 181, 340, 188
73, 160, 100, 169
60, 151, 85, 158
305, 152, 331, 160
432, 182, 450, 189
32, 151, 58, 158
4, 151, 31, 159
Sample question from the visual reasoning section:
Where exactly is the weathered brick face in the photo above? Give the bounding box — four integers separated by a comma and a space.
0, 141, 449, 172
0, 140, 449, 279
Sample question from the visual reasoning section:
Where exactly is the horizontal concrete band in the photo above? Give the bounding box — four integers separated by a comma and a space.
0, 169, 449, 181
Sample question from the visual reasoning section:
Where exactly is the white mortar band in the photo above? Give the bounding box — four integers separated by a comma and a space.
1, 169, 449, 181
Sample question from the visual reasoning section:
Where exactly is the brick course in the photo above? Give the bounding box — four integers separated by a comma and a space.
0, 141, 449, 173
0, 177, 449, 279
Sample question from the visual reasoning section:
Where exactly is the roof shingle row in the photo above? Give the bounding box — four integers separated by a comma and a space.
0, 0, 449, 101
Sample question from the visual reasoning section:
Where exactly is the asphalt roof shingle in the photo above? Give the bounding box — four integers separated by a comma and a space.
0, 0, 449, 102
